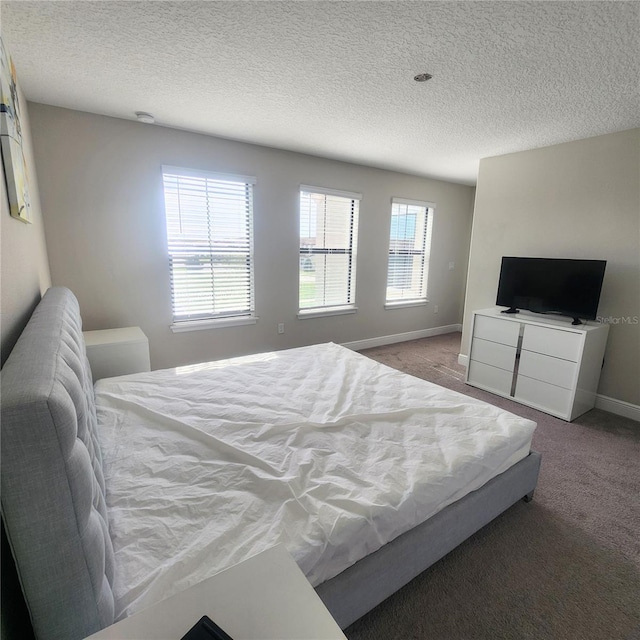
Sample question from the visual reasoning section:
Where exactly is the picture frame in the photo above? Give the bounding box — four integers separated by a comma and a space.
1, 37, 31, 223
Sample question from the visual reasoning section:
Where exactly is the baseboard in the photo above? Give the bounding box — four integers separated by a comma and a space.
342, 324, 462, 352
594, 395, 640, 423
352, 339, 638, 423
450, 361, 638, 422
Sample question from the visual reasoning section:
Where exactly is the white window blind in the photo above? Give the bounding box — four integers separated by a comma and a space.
299, 186, 360, 312
386, 198, 434, 304
162, 167, 256, 324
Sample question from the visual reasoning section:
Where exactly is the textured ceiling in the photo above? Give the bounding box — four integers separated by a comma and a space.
2, 1, 639, 185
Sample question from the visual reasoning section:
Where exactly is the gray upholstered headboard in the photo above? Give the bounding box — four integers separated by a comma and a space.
1, 287, 115, 640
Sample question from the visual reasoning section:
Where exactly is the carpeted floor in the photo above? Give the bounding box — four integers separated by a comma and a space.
345, 332, 640, 640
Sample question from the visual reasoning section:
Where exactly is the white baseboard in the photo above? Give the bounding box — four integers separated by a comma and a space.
453, 357, 638, 422
349, 339, 639, 422
342, 324, 462, 352
595, 395, 640, 422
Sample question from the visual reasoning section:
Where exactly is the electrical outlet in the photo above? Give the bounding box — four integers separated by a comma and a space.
277, 323, 285, 334
448, 261, 455, 271
434, 305, 439, 314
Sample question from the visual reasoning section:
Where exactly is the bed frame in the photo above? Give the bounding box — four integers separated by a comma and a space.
1, 287, 541, 639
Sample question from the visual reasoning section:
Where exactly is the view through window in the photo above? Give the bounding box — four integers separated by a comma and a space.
162, 167, 256, 324
299, 186, 360, 312
386, 198, 433, 304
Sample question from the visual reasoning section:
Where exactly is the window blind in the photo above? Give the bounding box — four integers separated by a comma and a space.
299, 187, 360, 311
386, 198, 434, 304
162, 167, 256, 323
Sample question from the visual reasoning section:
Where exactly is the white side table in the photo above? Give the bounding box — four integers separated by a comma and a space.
85, 544, 347, 640
83, 327, 150, 381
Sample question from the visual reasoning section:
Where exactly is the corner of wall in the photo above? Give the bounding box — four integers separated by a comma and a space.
462, 130, 640, 406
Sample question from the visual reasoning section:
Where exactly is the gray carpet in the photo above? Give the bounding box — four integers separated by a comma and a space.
345, 333, 640, 640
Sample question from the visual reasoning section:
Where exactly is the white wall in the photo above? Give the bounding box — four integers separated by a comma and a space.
28, 104, 474, 370
0, 73, 50, 366
462, 129, 640, 407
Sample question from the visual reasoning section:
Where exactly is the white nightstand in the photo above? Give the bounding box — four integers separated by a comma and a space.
85, 544, 346, 640
83, 327, 151, 381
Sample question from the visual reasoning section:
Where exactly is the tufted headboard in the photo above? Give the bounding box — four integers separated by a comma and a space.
1, 287, 115, 640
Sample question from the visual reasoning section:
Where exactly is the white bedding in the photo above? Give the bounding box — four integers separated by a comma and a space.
95, 342, 536, 620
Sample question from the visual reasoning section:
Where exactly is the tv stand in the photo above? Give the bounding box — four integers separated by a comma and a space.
500, 307, 519, 315
466, 309, 609, 421
571, 318, 583, 326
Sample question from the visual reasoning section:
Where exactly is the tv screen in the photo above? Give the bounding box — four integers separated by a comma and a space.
496, 257, 606, 323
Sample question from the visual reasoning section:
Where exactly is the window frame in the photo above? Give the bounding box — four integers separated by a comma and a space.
384, 197, 435, 309
297, 184, 361, 318
161, 166, 258, 332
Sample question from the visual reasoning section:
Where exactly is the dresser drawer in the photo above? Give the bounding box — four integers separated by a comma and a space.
521, 324, 582, 362
473, 314, 520, 347
467, 360, 514, 396
515, 375, 573, 417
470, 337, 517, 372
518, 350, 578, 390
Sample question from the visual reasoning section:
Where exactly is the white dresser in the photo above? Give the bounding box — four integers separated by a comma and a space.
466, 308, 609, 421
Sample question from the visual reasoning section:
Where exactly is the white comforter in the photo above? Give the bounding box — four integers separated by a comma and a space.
95, 342, 536, 620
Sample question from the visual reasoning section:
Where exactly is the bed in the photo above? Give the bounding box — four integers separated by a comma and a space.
1, 287, 541, 640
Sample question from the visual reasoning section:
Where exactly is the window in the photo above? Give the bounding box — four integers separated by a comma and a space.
162, 167, 256, 330
385, 198, 434, 306
299, 185, 361, 316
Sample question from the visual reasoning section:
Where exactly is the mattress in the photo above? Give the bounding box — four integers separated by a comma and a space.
95, 342, 536, 620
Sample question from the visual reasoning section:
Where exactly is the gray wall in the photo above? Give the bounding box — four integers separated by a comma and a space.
28, 103, 474, 370
0, 62, 45, 640
461, 129, 640, 406
0, 84, 51, 366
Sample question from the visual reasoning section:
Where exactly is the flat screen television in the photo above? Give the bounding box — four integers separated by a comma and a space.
496, 257, 606, 325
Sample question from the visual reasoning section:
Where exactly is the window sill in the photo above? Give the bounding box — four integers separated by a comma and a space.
384, 300, 429, 310
170, 316, 259, 333
297, 306, 358, 320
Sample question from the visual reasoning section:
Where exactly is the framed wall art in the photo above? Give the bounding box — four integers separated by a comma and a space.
1, 38, 31, 223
